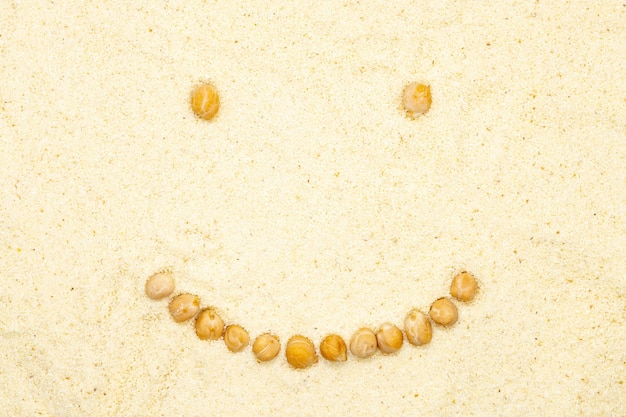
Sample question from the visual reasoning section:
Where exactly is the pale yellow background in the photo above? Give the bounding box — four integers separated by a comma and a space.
1, 1, 624, 416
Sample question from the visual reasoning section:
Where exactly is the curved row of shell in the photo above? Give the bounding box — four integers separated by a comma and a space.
190, 81, 432, 121
145, 271, 478, 369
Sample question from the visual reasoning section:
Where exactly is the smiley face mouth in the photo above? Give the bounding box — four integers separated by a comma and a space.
146, 269, 478, 369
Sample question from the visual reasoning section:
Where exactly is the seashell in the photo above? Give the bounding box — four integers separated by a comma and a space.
349, 328, 378, 358
376, 323, 403, 354
145, 271, 175, 300
285, 335, 318, 369
450, 271, 478, 302
191, 82, 220, 120
429, 297, 458, 326
223, 324, 250, 352
195, 308, 224, 340
404, 309, 433, 346
168, 293, 200, 322
319, 334, 348, 362
252, 333, 281, 362
402, 82, 432, 117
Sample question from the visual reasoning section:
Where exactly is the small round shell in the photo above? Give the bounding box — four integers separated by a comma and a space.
223, 324, 250, 352
168, 293, 200, 322
320, 334, 348, 362
402, 82, 432, 117
252, 333, 281, 362
376, 323, 404, 354
404, 309, 433, 346
285, 335, 318, 369
195, 308, 224, 340
349, 328, 378, 358
191, 83, 220, 120
145, 272, 175, 300
429, 297, 458, 326
450, 271, 478, 302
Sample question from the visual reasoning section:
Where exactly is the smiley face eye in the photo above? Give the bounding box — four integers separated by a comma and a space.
191, 82, 220, 121
402, 82, 432, 118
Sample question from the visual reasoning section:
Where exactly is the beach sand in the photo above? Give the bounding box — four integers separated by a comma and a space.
0, 1, 624, 415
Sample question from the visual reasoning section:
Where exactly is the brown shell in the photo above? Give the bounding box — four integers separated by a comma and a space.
429, 297, 458, 326
320, 334, 348, 362
404, 309, 433, 346
349, 328, 378, 358
402, 82, 432, 117
285, 335, 318, 369
450, 271, 478, 302
252, 333, 281, 362
191, 83, 220, 120
223, 324, 250, 352
168, 293, 200, 322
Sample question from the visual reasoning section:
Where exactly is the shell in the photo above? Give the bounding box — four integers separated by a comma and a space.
285, 335, 318, 369
404, 309, 433, 346
168, 293, 200, 322
319, 334, 348, 362
191, 83, 220, 120
195, 308, 225, 340
349, 328, 378, 358
223, 324, 250, 352
402, 82, 432, 117
376, 323, 404, 354
252, 333, 281, 362
429, 297, 458, 326
450, 271, 478, 302
145, 272, 175, 300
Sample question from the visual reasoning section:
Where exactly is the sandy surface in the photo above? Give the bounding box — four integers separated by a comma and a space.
1, 1, 624, 416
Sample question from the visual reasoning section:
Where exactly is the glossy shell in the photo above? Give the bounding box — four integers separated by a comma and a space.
285, 335, 318, 369
145, 272, 175, 300
319, 334, 348, 362
402, 82, 432, 117
376, 323, 404, 354
252, 333, 281, 362
223, 324, 250, 352
404, 309, 433, 346
429, 297, 458, 326
195, 308, 225, 340
168, 294, 200, 322
349, 328, 378, 358
450, 271, 478, 302
191, 83, 220, 120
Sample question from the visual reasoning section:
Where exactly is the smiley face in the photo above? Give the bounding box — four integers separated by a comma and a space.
146, 5, 485, 368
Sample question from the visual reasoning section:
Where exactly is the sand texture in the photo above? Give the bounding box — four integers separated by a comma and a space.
1, 1, 624, 416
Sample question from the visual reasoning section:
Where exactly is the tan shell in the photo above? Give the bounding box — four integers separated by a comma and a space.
168, 293, 200, 322
349, 328, 378, 358
429, 297, 458, 326
191, 83, 220, 120
145, 272, 175, 300
402, 82, 432, 117
252, 333, 281, 362
450, 271, 478, 302
223, 324, 250, 352
319, 334, 348, 362
195, 308, 224, 340
404, 309, 433, 346
285, 335, 318, 369
376, 323, 404, 354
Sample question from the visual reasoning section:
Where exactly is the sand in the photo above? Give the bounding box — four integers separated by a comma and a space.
0, 1, 624, 416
